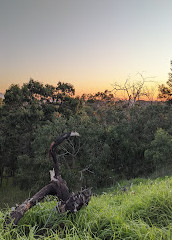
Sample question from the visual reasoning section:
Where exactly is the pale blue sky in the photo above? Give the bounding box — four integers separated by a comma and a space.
0, 0, 172, 95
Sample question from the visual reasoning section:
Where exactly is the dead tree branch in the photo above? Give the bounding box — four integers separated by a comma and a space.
5, 131, 92, 226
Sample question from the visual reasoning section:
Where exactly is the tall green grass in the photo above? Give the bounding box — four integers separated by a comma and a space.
0, 178, 30, 209
1, 177, 172, 239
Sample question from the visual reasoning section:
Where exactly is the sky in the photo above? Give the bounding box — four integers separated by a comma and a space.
0, 0, 172, 96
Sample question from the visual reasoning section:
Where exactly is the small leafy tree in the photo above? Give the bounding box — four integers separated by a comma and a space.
145, 128, 172, 172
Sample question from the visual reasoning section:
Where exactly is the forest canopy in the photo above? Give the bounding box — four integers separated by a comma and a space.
1, 72, 172, 194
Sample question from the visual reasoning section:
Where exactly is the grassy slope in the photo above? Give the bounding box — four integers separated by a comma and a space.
1, 177, 172, 239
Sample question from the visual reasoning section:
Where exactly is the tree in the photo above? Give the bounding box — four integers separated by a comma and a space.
159, 60, 172, 101
144, 128, 172, 172
112, 73, 155, 106
1, 79, 82, 182
56, 81, 75, 97
82, 90, 115, 103
1, 80, 58, 181
55, 81, 81, 118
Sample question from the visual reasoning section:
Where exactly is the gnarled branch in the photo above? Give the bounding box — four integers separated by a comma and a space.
5, 131, 92, 226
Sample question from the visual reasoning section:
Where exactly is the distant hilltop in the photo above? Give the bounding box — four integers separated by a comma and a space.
0, 93, 4, 99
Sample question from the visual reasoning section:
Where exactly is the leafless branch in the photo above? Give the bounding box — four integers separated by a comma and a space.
112, 73, 157, 104
79, 166, 94, 181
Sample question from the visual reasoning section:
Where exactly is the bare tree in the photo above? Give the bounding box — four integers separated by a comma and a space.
112, 73, 156, 106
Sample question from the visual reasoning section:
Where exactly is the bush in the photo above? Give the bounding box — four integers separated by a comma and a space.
145, 128, 172, 172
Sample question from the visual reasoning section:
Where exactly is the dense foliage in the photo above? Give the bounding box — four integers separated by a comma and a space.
1, 78, 172, 193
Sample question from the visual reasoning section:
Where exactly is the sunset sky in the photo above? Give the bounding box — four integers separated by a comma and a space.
1, 0, 172, 96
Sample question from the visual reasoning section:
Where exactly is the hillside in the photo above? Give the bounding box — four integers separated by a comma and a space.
1, 176, 172, 239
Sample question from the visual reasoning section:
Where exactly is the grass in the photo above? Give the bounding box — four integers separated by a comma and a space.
0, 176, 172, 239
0, 178, 30, 209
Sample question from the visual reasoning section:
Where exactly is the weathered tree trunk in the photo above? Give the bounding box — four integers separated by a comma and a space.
5, 132, 91, 226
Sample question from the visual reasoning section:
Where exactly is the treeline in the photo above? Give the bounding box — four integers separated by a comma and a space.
1, 70, 172, 193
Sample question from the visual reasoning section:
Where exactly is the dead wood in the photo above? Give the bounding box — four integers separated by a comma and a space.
5, 132, 91, 226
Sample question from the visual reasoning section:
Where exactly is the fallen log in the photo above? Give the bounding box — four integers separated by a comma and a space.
5, 132, 91, 226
